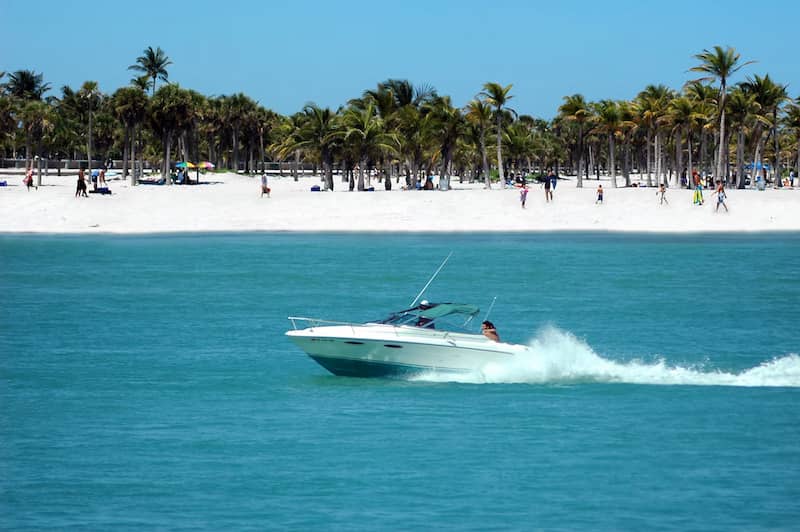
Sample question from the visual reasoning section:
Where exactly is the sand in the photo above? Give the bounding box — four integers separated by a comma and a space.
1, 171, 798, 234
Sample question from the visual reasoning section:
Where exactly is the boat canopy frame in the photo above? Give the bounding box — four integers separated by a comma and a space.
377, 302, 480, 330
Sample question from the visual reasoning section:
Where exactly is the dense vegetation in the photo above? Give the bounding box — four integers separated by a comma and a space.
2, 45, 798, 190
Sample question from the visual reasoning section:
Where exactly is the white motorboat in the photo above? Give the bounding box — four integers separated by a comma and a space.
286, 301, 531, 378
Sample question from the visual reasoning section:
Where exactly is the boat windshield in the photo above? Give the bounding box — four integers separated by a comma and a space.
376, 302, 480, 331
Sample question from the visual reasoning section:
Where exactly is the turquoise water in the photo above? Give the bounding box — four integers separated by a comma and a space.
2, 233, 799, 530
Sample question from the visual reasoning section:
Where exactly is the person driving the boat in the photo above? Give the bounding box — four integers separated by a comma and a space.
481, 320, 500, 342
416, 300, 435, 328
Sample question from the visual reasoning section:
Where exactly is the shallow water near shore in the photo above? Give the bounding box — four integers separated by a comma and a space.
2, 232, 799, 530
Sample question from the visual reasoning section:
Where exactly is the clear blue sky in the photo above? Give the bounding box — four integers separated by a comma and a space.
2, 0, 798, 119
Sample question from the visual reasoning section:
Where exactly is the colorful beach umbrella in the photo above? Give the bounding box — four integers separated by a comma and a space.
176, 161, 196, 169
198, 161, 215, 169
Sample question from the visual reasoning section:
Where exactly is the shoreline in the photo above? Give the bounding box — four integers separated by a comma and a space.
2, 172, 799, 235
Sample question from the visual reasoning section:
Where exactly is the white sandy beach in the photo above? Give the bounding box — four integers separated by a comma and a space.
1, 171, 798, 234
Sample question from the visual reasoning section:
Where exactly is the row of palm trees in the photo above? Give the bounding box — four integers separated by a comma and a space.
2, 45, 799, 189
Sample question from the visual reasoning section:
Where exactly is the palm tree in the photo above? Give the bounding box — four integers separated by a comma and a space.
464, 99, 493, 188
128, 46, 172, 97
149, 84, 193, 182
741, 75, 788, 186
19, 100, 54, 185
113, 86, 148, 184
480, 82, 514, 184
293, 103, 340, 191
427, 96, 463, 190
784, 98, 800, 181
78, 81, 100, 172
683, 81, 718, 179
725, 87, 759, 188
0, 95, 15, 154
339, 101, 399, 191
4, 70, 50, 100
636, 85, 674, 186
668, 96, 700, 188
219, 93, 258, 172
690, 46, 754, 182
558, 94, 592, 187
592, 100, 622, 187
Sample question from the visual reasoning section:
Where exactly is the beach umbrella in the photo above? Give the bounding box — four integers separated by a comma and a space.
198, 161, 215, 169
176, 161, 196, 169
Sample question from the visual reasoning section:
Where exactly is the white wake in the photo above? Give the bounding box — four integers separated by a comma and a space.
416, 326, 800, 387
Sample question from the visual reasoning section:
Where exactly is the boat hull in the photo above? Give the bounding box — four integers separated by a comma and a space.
286, 324, 526, 378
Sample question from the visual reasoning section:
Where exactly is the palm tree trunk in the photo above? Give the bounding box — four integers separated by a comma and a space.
576, 128, 584, 188
654, 132, 661, 186
645, 131, 653, 187
623, 138, 631, 187
687, 131, 694, 189
752, 135, 764, 187
716, 88, 727, 182
122, 126, 130, 180
232, 129, 240, 172
736, 128, 745, 189
164, 131, 173, 185
676, 128, 683, 189
495, 115, 504, 183
481, 127, 490, 189
608, 133, 617, 188
130, 125, 137, 186
774, 111, 781, 187
88, 110, 93, 174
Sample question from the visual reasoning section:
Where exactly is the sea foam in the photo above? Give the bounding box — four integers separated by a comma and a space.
417, 326, 800, 387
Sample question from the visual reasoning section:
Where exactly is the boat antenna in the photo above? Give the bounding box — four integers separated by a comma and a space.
410, 252, 453, 307
482, 296, 497, 323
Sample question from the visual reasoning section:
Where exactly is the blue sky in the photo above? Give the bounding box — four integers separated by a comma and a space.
2, 0, 798, 119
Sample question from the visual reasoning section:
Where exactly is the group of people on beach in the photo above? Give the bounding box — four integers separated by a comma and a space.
73, 168, 109, 197
519, 169, 560, 208
514, 167, 729, 211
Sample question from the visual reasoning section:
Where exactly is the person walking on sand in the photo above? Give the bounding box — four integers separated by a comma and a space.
711, 180, 728, 212
98, 169, 106, 187
692, 171, 704, 205
260, 174, 270, 197
657, 183, 668, 205
24, 167, 37, 191
543, 173, 553, 202
76, 169, 88, 198
595, 184, 603, 204
519, 183, 528, 208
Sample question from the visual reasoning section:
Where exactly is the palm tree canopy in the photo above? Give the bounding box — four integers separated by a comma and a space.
128, 46, 172, 94
690, 46, 754, 92
480, 82, 514, 112
558, 94, 591, 124
4, 70, 51, 100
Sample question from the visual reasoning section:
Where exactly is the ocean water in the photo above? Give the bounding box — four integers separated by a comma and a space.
1, 232, 799, 531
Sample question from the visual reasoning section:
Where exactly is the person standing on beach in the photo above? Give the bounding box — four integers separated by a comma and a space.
596, 184, 603, 204
519, 183, 529, 208
261, 174, 270, 197
711, 180, 728, 212
543, 174, 553, 202
76, 169, 88, 198
692, 171, 704, 205
98, 169, 106, 188
657, 183, 668, 205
